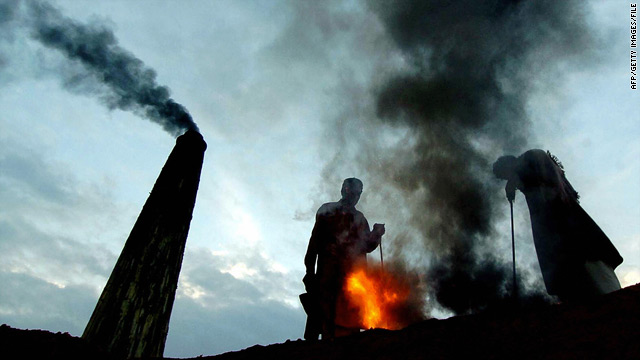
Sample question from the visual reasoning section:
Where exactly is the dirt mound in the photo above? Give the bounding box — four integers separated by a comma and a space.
2, 283, 639, 359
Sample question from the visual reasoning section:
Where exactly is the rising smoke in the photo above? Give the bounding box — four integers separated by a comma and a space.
329, 0, 594, 315
7, 0, 197, 136
0, 1, 19, 74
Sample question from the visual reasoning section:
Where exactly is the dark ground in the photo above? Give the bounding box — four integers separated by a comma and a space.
2, 283, 639, 360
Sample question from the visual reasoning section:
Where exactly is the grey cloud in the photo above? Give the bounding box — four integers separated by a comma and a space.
0, 0, 17, 25
181, 264, 264, 307
0, 270, 97, 335
0, 138, 120, 283
166, 296, 304, 357
180, 248, 302, 307
0, 0, 20, 77
166, 248, 306, 357
0, 140, 75, 204
0, 216, 115, 280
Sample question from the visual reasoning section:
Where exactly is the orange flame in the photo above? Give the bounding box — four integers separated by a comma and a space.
344, 264, 411, 330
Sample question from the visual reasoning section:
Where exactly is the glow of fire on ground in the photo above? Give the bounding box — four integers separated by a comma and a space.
344, 264, 412, 330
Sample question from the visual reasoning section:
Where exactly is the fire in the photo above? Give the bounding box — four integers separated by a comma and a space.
344, 264, 412, 330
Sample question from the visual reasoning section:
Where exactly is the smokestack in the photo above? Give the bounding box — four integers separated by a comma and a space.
82, 130, 207, 358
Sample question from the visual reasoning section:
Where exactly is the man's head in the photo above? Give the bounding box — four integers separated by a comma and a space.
340, 178, 363, 208
493, 155, 517, 180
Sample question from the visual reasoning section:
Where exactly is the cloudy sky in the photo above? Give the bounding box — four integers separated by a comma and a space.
0, 0, 638, 357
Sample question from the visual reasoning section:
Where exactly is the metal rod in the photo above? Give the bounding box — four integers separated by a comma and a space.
510, 200, 517, 300
379, 239, 384, 272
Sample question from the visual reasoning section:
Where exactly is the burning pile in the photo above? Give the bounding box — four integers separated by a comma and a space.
341, 263, 424, 331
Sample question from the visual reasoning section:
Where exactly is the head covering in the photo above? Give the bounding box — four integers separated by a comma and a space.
546, 151, 579, 203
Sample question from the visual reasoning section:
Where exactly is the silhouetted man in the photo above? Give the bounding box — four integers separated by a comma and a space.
493, 149, 623, 302
303, 178, 385, 340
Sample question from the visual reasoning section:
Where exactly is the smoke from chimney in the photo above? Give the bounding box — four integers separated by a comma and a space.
322, 0, 595, 315
22, 0, 197, 136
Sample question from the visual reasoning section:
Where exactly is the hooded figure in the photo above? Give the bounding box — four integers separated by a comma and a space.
303, 178, 385, 339
493, 149, 622, 302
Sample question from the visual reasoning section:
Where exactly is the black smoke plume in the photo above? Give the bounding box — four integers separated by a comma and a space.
345, 0, 593, 314
25, 0, 197, 136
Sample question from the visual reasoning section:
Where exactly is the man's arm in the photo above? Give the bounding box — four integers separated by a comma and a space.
505, 177, 518, 202
357, 214, 384, 253
303, 213, 322, 292
304, 221, 319, 276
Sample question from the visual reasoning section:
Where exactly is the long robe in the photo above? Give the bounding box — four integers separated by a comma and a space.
509, 149, 623, 300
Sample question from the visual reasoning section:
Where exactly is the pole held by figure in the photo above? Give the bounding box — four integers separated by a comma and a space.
510, 199, 517, 301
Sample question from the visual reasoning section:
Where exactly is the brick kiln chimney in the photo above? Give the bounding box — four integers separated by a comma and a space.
82, 130, 207, 358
